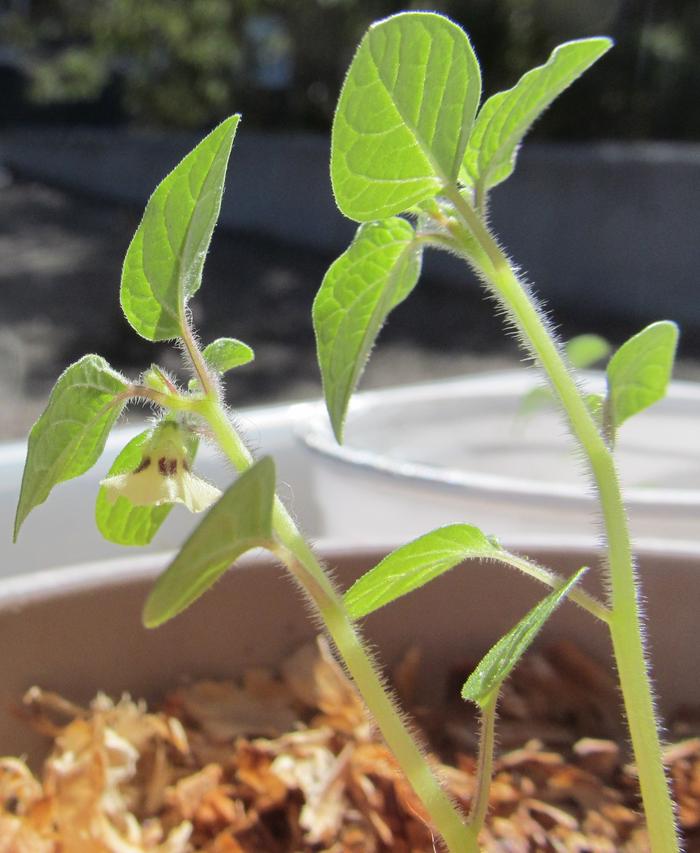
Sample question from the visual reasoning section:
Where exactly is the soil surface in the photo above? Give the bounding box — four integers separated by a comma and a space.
5, 637, 700, 851
1, 171, 699, 440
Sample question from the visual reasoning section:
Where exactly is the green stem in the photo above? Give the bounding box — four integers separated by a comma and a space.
181, 320, 218, 399
503, 554, 610, 623
197, 397, 470, 853
464, 692, 498, 846
446, 188, 678, 851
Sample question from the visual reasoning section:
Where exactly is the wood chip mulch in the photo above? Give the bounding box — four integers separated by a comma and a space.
1, 636, 698, 851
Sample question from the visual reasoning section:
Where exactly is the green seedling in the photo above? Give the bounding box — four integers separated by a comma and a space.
14, 11, 681, 852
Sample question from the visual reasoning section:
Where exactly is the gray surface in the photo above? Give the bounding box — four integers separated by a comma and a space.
3, 128, 700, 326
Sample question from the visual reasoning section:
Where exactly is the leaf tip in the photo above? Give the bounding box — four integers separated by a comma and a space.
331, 413, 346, 446
141, 598, 166, 630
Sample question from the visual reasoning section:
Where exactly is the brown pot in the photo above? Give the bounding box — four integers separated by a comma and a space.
1, 540, 697, 765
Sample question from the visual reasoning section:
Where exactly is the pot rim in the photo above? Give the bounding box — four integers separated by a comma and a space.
296, 371, 700, 510
2, 534, 699, 611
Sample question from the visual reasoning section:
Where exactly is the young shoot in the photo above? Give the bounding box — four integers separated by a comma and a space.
14, 11, 681, 852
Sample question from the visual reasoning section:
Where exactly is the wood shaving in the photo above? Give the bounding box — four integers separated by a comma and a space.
2, 637, 699, 851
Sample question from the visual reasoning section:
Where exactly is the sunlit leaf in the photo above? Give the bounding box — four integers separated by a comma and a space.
332, 12, 481, 221
121, 115, 239, 341
203, 338, 254, 374
463, 39, 611, 190
313, 218, 421, 442
605, 320, 678, 434
345, 524, 509, 619
14, 355, 127, 540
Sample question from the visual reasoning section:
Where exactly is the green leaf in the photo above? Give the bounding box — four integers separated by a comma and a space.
95, 428, 200, 546
605, 321, 678, 433
313, 218, 422, 442
14, 355, 127, 540
344, 524, 509, 619
566, 334, 611, 369
461, 567, 586, 708
463, 38, 611, 190
143, 456, 276, 628
203, 338, 254, 374
332, 12, 481, 221
121, 115, 240, 341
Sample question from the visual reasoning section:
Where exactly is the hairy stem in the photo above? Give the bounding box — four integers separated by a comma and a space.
445, 187, 678, 851
464, 692, 498, 846
180, 320, 218, 399
503, 554, 610, 623
197, 396, 470, 853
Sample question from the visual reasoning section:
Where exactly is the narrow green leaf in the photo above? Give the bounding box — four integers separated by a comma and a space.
344, 523, 507, 619
566, 334, 611, 369
121, 115, 240, 341
203, 338, 254, 374
605, 320, 678, 433
461, 567, 586, 708
95, 428, 199, 546
313, 218, 422, 442
463, 38, 611, 190
143, 456, 276, 628
332, 12, 481, 221
14, 355, 127, 540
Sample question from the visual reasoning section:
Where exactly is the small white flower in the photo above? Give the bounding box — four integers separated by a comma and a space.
101, 422, 220, 514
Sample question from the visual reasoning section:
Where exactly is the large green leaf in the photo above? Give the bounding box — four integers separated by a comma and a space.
14, 355, 127, 540
121, 115, 240, 341
345, 524, 510, 619
143, 456, 276, 627
313, 217, 422, 442
461, 568, 586, 708
462, 38, 611, 190
332, 12, 481, 221
605, 320, 678, 434
94, 428, 199, 546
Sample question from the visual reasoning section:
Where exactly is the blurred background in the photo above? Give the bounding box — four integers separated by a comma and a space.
1, 0, 699, 439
